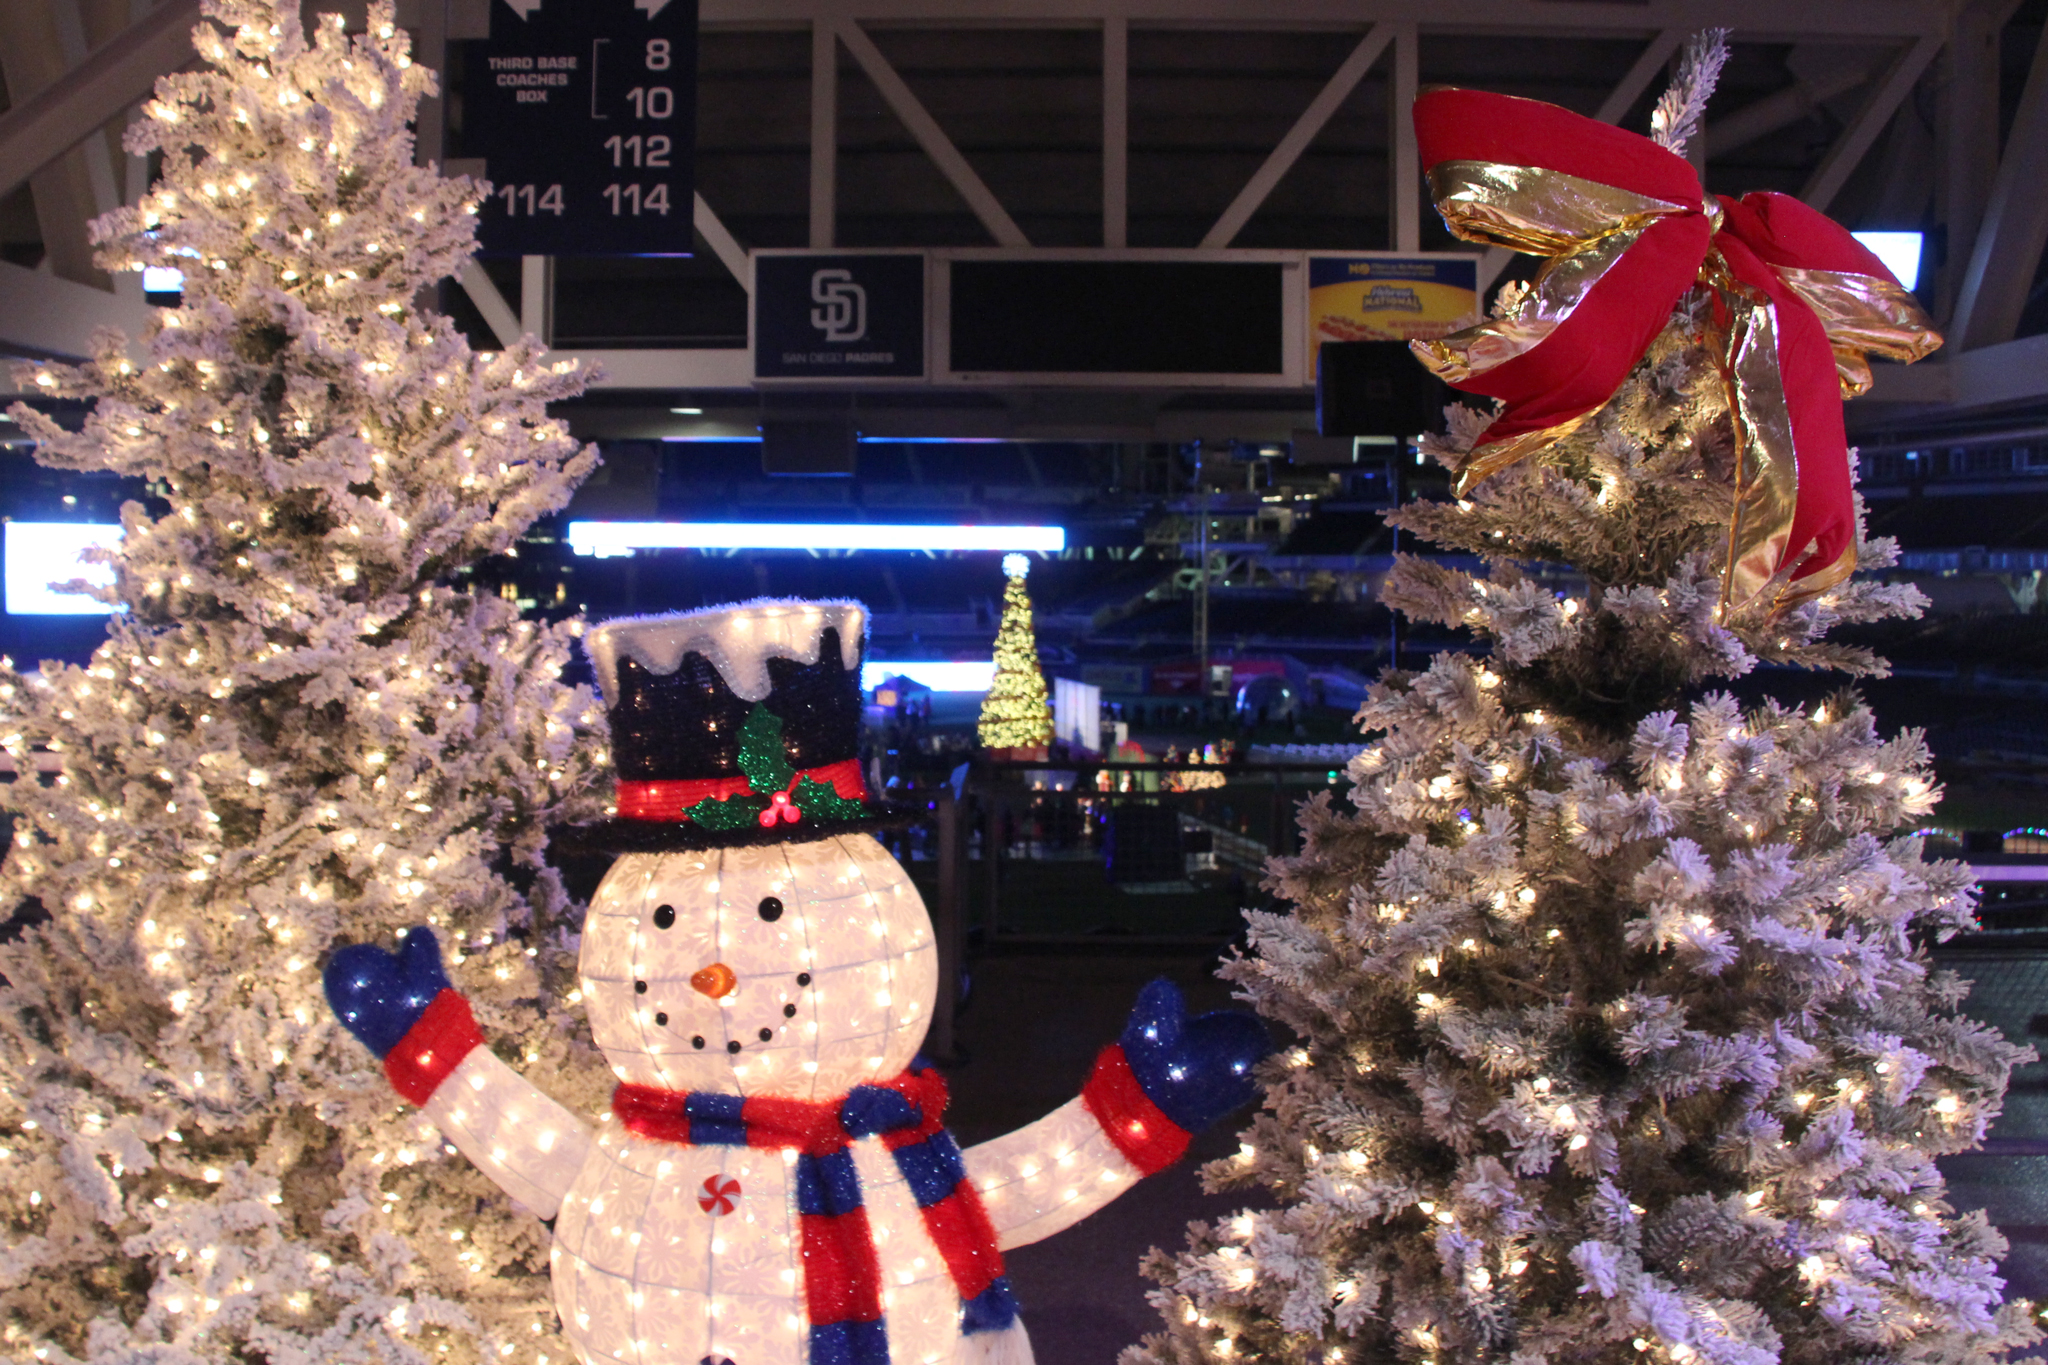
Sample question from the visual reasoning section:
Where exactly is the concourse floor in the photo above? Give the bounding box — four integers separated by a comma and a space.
942, 950, 1257, 1365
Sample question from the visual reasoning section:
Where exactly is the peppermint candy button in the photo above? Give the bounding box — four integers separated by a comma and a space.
698, 1174, 741, 1216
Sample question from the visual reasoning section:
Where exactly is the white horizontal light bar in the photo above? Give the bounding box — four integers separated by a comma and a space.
862, 661, 996, 692
1967, 864, 2048, 882
142, 266, 185, 294
1852, 231, 1922, 291
567, 521, 1066, 558
5, 522, 121, 615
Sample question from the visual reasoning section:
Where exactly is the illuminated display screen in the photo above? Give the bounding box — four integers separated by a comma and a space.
1852, 231, 1922, 291
4, 522, 120, 615
861, 661, 995, 693
566, 521, 1065, 557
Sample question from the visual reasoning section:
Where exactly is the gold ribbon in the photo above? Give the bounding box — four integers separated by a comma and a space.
1774, 266, 1942, 397
1414, 158, 1939, 615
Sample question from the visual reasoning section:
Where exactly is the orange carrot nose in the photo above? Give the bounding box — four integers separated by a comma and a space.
691, 963, 738, 999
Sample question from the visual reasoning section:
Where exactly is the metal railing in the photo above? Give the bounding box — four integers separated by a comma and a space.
881, 758, 1344, 1055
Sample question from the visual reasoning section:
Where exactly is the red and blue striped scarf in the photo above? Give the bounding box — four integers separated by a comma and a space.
612, 1060, 1019, 1365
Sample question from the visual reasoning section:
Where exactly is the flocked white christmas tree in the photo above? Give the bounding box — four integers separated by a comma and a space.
0, 2, 610, 1360
1128, 257, 2043, 1365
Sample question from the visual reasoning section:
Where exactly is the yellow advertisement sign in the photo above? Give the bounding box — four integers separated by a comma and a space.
1307, 254, 1480, 371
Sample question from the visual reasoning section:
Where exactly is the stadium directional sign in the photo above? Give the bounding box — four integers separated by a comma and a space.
462, 0, 697, 256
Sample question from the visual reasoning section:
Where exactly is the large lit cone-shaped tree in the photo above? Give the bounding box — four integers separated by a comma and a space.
978, 552, 1054, 753
0, 2, 608, 1360
1126, 175, 2042, 1365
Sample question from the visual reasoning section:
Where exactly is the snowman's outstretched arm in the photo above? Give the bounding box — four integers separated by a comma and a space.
963, 978, 1267, 1251
326, 928, 594, 1220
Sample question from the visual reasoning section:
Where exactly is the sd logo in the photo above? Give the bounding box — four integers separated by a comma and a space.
808, 269, 867, 342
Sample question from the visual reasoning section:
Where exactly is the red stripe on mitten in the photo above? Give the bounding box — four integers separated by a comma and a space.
383, 989, 483, 1106
1081, 1043, 1190, 1175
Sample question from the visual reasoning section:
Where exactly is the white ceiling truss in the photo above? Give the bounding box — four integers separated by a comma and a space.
1, 0, 2045, 436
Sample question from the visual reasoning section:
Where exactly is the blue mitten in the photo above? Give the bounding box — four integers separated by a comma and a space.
1120, 977, 1269, 1133
324, 927, 453, 1059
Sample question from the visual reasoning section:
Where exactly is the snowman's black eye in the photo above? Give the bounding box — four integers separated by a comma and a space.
654, 1012, 668, 1026
653, 904, 675, 930
796, 972, 812, 987
757, 896, 784, 922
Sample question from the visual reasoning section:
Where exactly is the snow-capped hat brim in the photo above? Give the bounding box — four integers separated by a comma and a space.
552, 803, 920, 856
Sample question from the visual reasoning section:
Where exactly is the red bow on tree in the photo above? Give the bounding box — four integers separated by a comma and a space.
1409, 88, 1942, 615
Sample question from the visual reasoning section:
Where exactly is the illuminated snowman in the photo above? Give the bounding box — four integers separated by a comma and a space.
327, 599, 1265, 1365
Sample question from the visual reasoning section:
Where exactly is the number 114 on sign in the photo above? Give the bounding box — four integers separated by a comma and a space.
498, 184, 565, 216
603, 183, 670, 216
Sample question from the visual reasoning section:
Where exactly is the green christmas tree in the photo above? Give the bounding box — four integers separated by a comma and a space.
0, 2, 608, 1359
1129, 46, 2039, 1365
978, 552, 1054, 751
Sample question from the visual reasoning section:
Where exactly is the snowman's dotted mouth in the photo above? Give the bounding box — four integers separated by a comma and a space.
662, 971, 810, 1054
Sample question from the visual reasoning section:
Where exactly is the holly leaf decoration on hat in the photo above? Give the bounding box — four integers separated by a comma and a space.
683, 704, 870, 829
680, 791, 770, 830
793, 775, 867, 821
677, 704, 788, 827
736, 703, 797, 794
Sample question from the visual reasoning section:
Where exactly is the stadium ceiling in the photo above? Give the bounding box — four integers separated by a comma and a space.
0, 0, 2043, 444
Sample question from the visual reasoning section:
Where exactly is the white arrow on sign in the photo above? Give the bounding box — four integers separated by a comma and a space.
501, 0, 669, 18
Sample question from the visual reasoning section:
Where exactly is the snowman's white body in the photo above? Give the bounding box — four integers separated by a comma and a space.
420, 833, 1147, 1365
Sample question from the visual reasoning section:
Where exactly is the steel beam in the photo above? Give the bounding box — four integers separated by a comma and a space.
1103, 16, 1127, 248
698, 0, 1943, 39
573, 349, 754, 389
1200, 24, 1390, 249
46, 0, 123, 220
1390, 23, 1418, 253
0, 256, 151, 360
1934, 0, 2012, 326
1862, 358, 1954, 406
1950, 18, 2048, 351
520, 255, 552, 345
0, 0, 200, 206
458, 259, 520, 350
0, 0, 116, 291
1596, 30, 1685, 125
809, 19, 837, 248
1705, 56, 1873, 159
410, 0, 450, 167
1950, 331, 2048, 410
693, 192, 752, 292
831, 18, 1029, 247
1862, 332, 2048, 412
1800, 35, 1941, 214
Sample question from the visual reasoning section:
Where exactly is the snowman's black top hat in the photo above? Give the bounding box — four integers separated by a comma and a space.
560, 598, 908, 853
